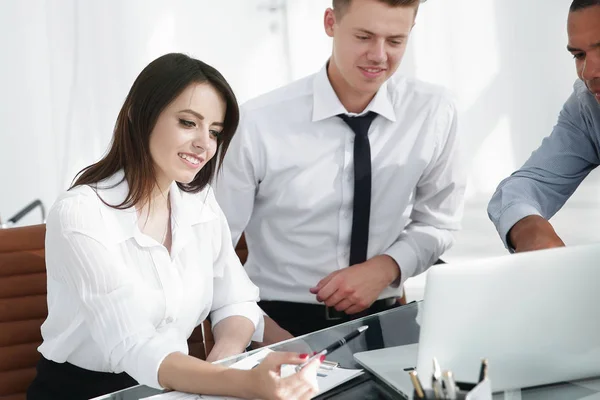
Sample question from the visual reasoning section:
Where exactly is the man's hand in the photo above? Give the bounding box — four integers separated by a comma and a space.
251, 316, 295, 349
508, 215, 565, 252
310, 255, 400, 315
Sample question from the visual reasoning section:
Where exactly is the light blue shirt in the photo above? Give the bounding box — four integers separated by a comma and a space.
488, 79, 600, 249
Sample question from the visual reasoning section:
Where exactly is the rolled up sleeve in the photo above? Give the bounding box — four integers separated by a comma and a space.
209, 192, 264, 342
488, 82, 600, 249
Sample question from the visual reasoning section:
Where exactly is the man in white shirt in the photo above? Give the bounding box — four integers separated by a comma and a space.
215, 0, 465, 341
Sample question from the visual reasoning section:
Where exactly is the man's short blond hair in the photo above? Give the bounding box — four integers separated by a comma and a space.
332, 0, 420, 18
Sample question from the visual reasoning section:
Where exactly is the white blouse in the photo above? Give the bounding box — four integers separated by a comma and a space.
39, 171, 264, 389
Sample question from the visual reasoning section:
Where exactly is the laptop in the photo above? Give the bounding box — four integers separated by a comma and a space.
356, 243, 600, 393
353, 343, 418, 396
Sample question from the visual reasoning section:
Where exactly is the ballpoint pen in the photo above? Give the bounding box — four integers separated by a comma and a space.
296, 325, 369, 371
432, 357, 444, 399
442, 370, 458, 400
409, 370, 425, 399
478, 358, 488, 383
432, 376, 443, 399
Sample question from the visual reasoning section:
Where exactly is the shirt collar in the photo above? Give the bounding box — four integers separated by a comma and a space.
94, 171, 218, 246
311, 63, 397, 123
169, 184, 219, 257
170, 184, 218, 229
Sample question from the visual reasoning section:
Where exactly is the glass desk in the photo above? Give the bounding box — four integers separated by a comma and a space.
96, 302, 600, 400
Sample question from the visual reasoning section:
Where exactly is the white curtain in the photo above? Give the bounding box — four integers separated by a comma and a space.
2, 0, 595, 259
0, 0, 290, 225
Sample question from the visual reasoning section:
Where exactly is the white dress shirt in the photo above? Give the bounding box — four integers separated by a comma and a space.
215, 65, 466, 304
39, 171, 264, 389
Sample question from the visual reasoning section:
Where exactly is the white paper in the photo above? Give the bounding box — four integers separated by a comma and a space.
142, 392, 200, 400
314, 364, 364, 394
142, 349, 363, 400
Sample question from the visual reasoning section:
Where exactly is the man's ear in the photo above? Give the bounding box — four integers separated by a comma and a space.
324, 8, 336, 38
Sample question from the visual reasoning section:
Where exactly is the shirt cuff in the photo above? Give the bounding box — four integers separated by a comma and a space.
210, 301, 265, 343
496, 203, 542, 250
384, 241, 419, 291
125, 333, 189, 389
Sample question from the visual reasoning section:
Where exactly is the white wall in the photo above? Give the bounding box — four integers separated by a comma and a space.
287, 0, 578, 202
287, 0, 600, 266
410, 0, 577, 198
1, 0, 591, 249
0, 0, 292, 225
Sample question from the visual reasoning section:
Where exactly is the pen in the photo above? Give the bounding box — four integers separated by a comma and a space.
409, 370, 425, 399
478, 358, 488, 383
296, 325, 369, 371
432, 357, 444, 399
432, 375, 443, 399
442, 370, 458, 400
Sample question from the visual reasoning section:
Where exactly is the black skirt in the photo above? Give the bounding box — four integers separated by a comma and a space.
27, 356, 137, 400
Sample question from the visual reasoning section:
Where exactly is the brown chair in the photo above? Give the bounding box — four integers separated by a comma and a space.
0, 224, 46, 400
0, 224, 229, 400
235, 234, 249, 264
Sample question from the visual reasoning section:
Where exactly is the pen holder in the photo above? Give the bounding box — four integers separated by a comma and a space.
414, 379, 492, 400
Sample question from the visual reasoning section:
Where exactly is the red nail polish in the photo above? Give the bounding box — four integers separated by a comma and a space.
299, 353, 309, 359
319, 355, 326, 362
312, 351, 318, 355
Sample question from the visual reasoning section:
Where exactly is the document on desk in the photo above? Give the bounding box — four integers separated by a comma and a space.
141, 349, 364, 400
142, 393, 199, 400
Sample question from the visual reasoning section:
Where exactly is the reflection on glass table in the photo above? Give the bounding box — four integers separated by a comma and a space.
94, 302, 600, 400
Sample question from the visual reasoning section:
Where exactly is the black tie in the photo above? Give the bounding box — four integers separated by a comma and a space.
338, 111, 377, 266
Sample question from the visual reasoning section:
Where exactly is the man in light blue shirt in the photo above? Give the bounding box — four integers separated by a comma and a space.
488, 0, 600, 252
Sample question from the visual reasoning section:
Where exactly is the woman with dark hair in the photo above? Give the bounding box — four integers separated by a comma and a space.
27, 53, 320, 400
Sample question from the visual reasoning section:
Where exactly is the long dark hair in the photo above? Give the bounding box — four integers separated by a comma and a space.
71, 53, 239, 209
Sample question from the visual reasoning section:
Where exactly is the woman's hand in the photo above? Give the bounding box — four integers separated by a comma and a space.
249, 352, 321, 400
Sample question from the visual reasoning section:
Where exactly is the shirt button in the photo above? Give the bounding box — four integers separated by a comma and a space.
165, 316, 174, 324
344, 210, 352, 218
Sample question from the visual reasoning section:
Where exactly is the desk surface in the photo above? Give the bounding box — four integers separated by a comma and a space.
95, 302, 600, 400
